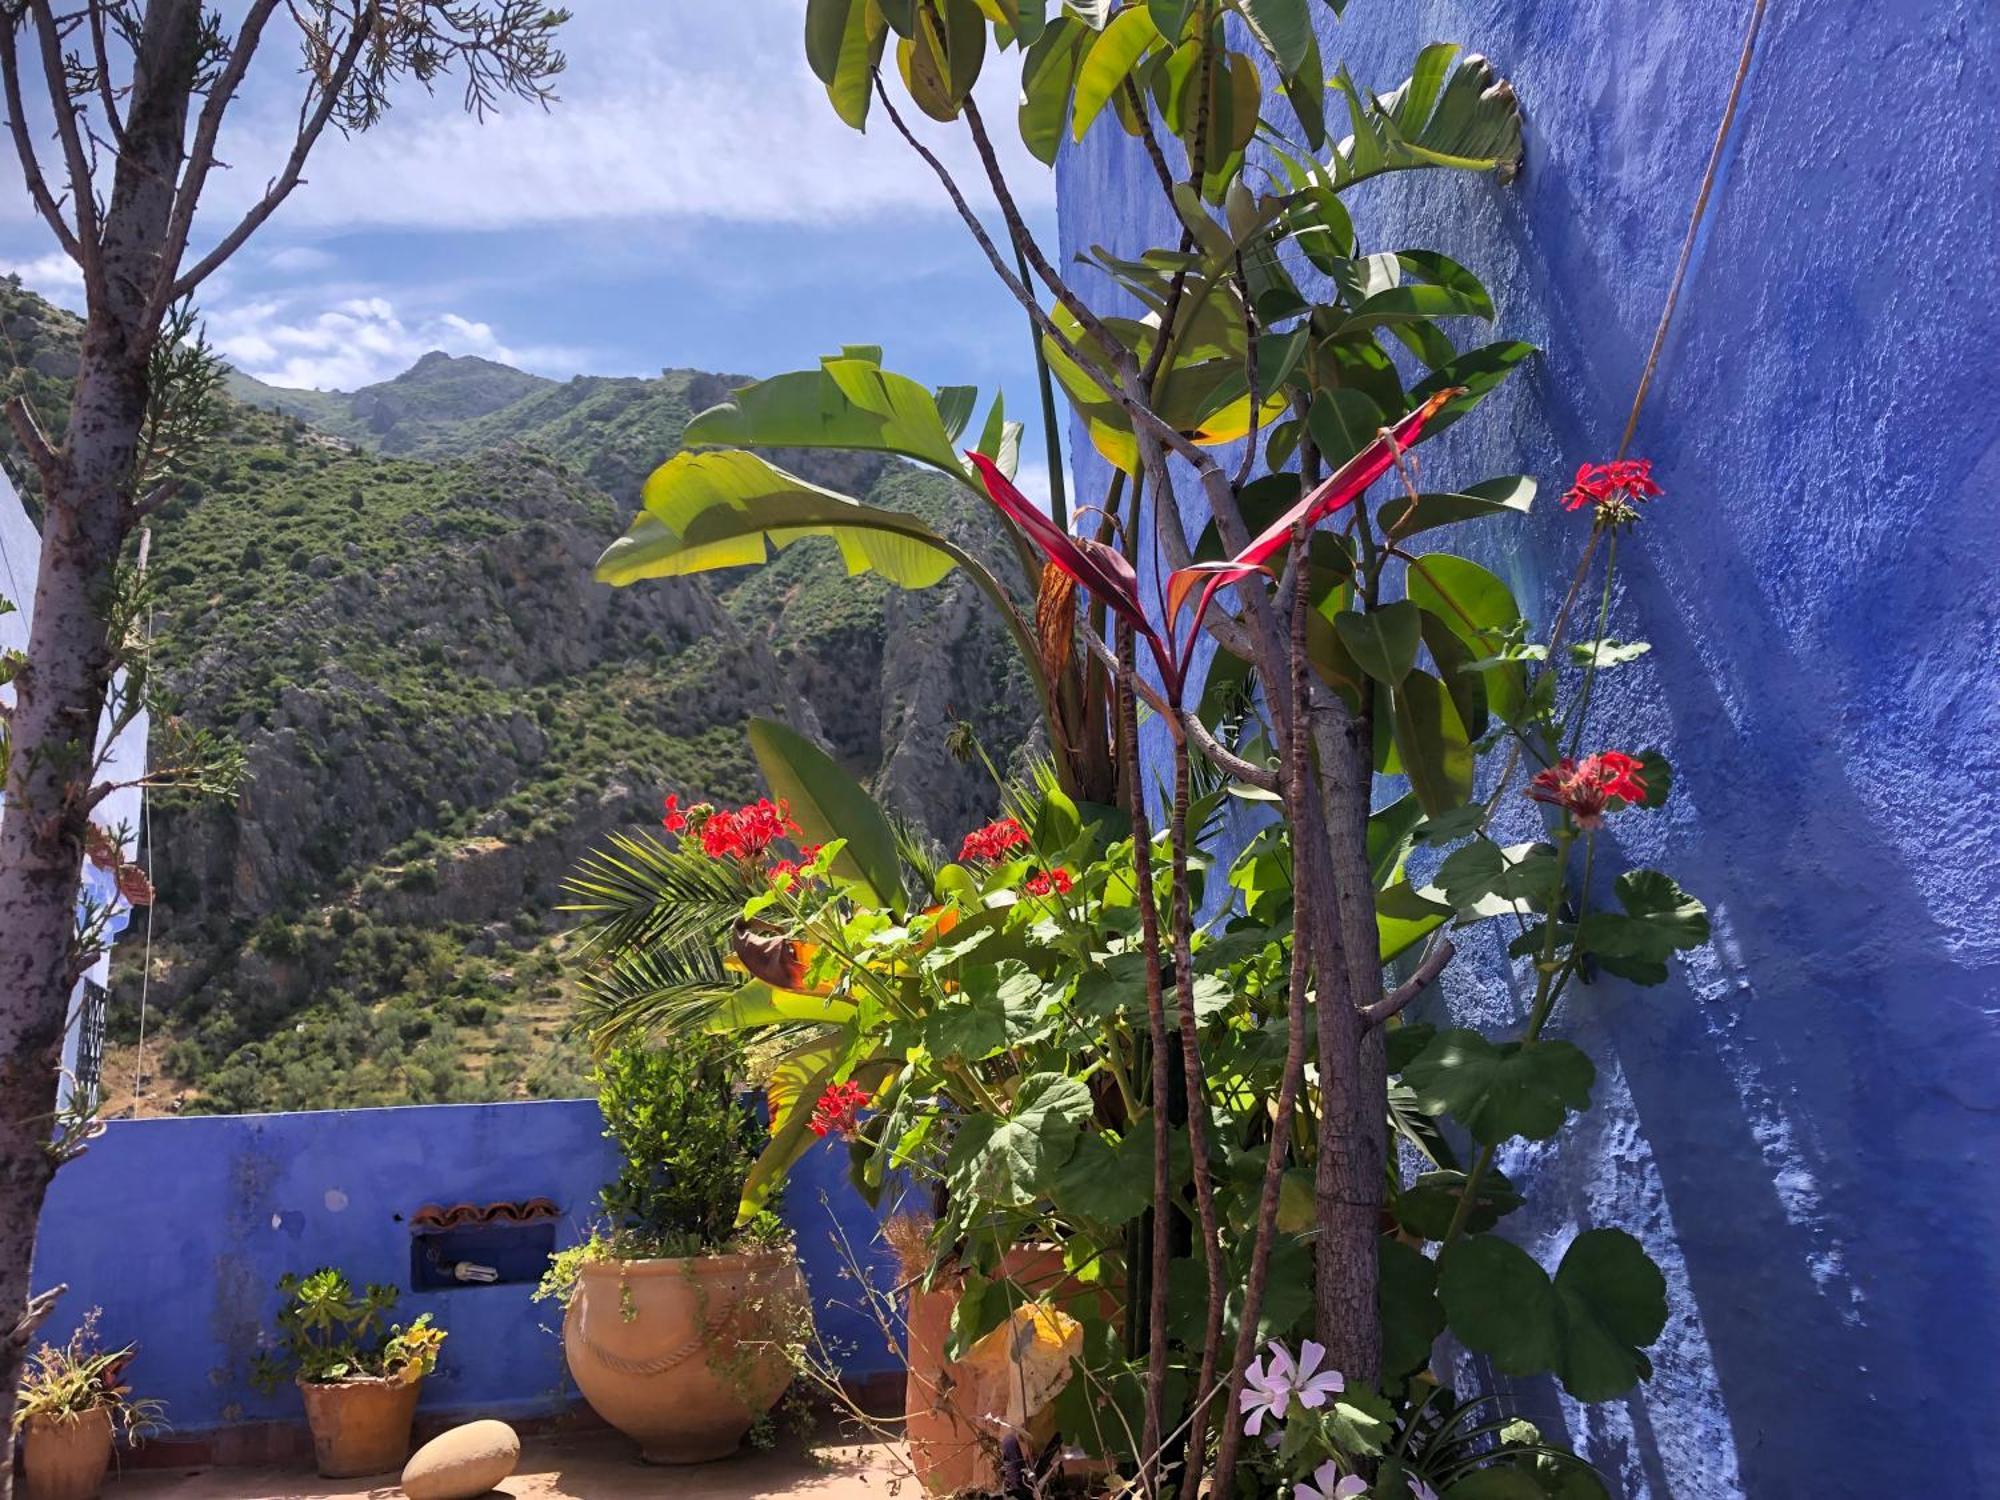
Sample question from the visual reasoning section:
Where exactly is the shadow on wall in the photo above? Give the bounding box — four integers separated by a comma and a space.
29, 1099, 900, 1437
1054, 0, 2000, 1494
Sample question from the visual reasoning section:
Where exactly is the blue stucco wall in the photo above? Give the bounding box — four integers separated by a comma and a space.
29, 1099, 899, 1436
1056, 1, 2000, 1495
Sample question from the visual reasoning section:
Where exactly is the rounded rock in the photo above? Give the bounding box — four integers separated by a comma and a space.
400, 1419, 520, 1500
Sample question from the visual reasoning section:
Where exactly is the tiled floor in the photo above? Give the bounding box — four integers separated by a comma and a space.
107, 1431, 913, 1499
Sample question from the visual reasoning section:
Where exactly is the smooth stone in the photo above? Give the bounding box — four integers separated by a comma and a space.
400, 1419, 520, 1500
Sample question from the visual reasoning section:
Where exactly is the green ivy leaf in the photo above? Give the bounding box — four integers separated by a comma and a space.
1379, 1238, 1445, 1377
1394, 1167, 1523, 1240
1567, 637, 1652, 669
1436, 840, 1559, 916
1445, 1467, 1547, 1499
1576, 870, 1710, 974
1438, 1230, 1667, 1401
1402, 1030, 1596, 1145
1634, 748, 1673, 808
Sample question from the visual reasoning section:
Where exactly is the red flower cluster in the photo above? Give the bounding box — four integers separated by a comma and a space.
662, 793, 691, 833
1526, 751, 1649, 829
808, 1080, 870, 1139
1562, 458, 1663, 519
768, 844, 824, 891
959, 816, 1030, 863
1024, 867, 1074, 897
697, 798, 799, 862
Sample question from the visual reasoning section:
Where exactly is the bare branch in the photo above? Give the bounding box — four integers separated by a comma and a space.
1361, 936, 1458, 1026
85, 2, 125, 146
127, 477, 178, 520
29, 0, 99, 265
0, 15, 83, 259
1079, 621, 1278, 790
4, 394, 59, 479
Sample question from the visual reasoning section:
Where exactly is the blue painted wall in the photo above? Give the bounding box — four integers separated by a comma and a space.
1056, 1, 2000, 1495
30, 1099, 899, 1436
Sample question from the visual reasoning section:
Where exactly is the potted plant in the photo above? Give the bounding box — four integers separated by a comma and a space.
536, 1037, 807, 1464
12, 1310, 165, 1500
253, 1270, 446, 1478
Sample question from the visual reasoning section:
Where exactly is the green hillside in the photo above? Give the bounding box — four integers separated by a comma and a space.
0, 276, 1038, 1116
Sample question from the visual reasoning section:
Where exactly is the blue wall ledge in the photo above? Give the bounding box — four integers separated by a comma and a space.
30, 1098, 901, 1438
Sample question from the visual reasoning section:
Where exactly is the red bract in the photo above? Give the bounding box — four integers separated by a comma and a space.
959, 817, 1030, 863
808, 1080, 870, 1139
967, 388, 1459, 706
1024, 867, 1074, 897
1526, 751, 1649, 829
699, 797, 800, 862
1561, 458, 1663, 517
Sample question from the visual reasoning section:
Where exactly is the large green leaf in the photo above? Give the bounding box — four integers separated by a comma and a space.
708, 980, 857, 1032
682, 357, 967, 476
1402, 1029, 1595, 1145
739, 1033, 847, 1222
598, 451, 1048, 714
1019, 17, 1088, 163
1335, 600, 1422, 685
601, 451, 961, 588
1390, 668, 1474, 816
1439, 1230, 1667, 1401
1405, 553, 1527, 722
1380, 476, 1536, 539
1072, 6, 1159, 140
1232, 0, 1310, 76
945, 1072, 1093, 1207
1331, 45, 1524, 189
748, 717, 904, 909
806, 0, 888, 128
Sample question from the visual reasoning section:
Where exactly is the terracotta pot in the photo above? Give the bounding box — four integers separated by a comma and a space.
21, 1409, 113, 1500
904, 1246, 1115, 1497
563, 1250, 807, 1464
296, 1374, 422, 1478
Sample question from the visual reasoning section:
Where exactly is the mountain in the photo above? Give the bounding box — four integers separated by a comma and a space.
0, 278, 1039, 1115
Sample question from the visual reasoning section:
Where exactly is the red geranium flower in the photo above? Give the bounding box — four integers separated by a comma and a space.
1024, 867, 1074, 897
699, 798, 800, 862
959, 816, 1030, 863
1526, 751, 1649, 829
662, 794, 688, 833
808, 1080, 870, 1139
1561, 458, 1663, 523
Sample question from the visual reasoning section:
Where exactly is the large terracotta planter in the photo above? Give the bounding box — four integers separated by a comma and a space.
904, 1247, 1113, 1497
20, 1409, 113, 1500
562, 1250, 806, 1464
296, 1374, 422, 1478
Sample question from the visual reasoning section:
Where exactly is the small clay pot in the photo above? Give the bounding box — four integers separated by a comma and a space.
296, 1374, 422, 1478
21, 1408, 114, 1500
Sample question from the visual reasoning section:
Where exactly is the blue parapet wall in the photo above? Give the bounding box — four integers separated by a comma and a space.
1055, 0, 2000, 1495
30, 1099, 901, 1437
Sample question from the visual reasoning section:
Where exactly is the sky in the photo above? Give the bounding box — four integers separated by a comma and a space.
0, 2, 1062, 492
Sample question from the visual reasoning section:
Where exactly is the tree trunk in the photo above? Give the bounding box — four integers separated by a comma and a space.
0, 10, 200, 1484
1307, 695, 1388, 1384
0, 330, 150, 1495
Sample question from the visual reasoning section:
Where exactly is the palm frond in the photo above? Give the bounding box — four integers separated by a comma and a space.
563, 829, 754, 960
570, 940, 738, 1054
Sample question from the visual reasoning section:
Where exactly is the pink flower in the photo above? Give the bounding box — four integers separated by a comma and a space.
1297, 1461, 1368, 1500
1240, 1339, 1345, 1437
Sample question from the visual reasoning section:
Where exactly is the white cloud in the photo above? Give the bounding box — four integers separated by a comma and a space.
193, 2, 1053, 236
1, 250, 83, 308
208, 292, 582, 391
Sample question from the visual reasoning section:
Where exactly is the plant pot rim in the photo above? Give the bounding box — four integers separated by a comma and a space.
579, 1247, 795, 1280
295, 1371, 421, 1392
23, 1406, 115, 1429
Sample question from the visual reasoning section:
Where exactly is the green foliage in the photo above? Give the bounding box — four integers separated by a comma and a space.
12, 1309, 166, 1440
590, 1039, 779, 1259
253, 1270, 445, 1387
